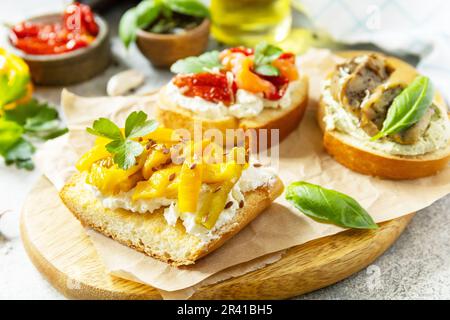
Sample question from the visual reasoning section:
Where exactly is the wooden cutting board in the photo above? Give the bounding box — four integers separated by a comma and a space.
20, 176, 413, 299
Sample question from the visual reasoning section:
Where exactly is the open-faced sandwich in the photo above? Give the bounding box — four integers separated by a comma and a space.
60, 112, 283, 266
157, 42, 309, 146
318, 52, 450, 179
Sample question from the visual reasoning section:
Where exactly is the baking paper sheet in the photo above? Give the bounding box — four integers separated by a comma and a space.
34, 49, 450, 298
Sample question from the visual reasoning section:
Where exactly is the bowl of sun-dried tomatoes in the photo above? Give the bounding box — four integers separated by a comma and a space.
7, 2, 110, 85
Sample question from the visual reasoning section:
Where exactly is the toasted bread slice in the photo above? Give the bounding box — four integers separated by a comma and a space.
156, 76, 309, 146
318, 94, 450, 180
60, 172, 284, 266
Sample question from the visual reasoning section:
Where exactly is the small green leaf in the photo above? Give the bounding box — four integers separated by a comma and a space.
23, 108, 58, 132
254, 41, 283, 66
119, 8, 138, 48
107, 139, 144, 170
136, 0, 161, 29
125, 111, 147, 137
4, 99, 49, 125
170, 51, 222, 74
372, 76, 434, 141
124, 111, 159, 138
254, 64, 280, 76
286, 181, 378, 230
3, 138, 35, 170
165, 0, 209, 18
86, 118, 123, 141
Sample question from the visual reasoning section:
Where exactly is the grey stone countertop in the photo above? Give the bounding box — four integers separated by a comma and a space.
0, 0, 449, 300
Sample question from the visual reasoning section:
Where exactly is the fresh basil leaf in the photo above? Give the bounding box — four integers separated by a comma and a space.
254, 41, 283, 66
170, 51, 222, 74
0, 119, 23, 154
372, 76, 434, 141
136, 0, 161, 29
149, 17, 176, 33
286, 181, 378, 230
160, 2, 173, 19
165, 0, 209, 18
87, 118, 123, 141
254, 64, 280, 76
119, 8, 138, 48
107, 139, 144, 170
3, 138, 35, 170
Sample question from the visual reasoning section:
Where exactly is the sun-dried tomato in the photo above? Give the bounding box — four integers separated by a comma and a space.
173, 73, 235, 105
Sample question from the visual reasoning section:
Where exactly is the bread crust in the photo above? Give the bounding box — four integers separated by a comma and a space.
318, 87, 450, 180
156, 77, 309, 147
60, 172, 284, 266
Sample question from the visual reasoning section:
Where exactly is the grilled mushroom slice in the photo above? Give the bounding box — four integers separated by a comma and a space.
360, 85, 404, 137
331, 54, 393, 117
390, 106, 435, 145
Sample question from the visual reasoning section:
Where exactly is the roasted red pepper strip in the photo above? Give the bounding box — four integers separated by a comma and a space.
9, 2, 98, 55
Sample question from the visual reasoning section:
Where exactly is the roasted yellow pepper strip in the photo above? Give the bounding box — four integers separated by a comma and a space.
133, 165, 180, 200
86, 155, 145, 195
76, 143, 111, 172
0, 48, 31, 109
142, 146, 172, 179
203, 161, 243, 183
143, 127, 180, 144
178, 160, 203, 213
197, 180, 235, 229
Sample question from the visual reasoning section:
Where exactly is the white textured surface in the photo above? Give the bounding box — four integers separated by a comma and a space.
0, 0, 449, 300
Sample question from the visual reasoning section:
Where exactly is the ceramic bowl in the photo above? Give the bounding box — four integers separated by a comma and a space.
136, 18, 210, 68
6, 13, 110, 86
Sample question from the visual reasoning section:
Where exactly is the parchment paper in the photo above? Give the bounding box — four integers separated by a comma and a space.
34, 49, 450, 299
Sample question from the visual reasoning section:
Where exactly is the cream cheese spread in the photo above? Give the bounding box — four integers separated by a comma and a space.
165, 79, 304, 120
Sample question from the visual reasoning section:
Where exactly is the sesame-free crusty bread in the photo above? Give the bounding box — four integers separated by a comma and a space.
318, 100, 450, 179
317, 52, 450, 180
156, 76, 309, 147
60, 172, 284, 266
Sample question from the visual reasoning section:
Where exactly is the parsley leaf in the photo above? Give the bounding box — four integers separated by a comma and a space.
125, 111, 159, 138
170, 51, 222, 74
86, 111, 158, 170
1, 99, 66, 171
4, 99, 68, 140
3, 138, 35, 170
86, 118, 123, 141
107, 139, 144, 170
253, 42, 283, 76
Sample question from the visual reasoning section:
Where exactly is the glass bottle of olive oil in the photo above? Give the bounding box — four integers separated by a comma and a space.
211, 0, 292, 46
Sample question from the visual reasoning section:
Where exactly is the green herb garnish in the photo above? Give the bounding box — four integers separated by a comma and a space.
286, 181, 378, 230
253, 42, 283, 77
119, 0, 209, 48
86, 111, 158, 170
0, 99, 67, 170
170, 51, 221, 74
371, 76, 434, 141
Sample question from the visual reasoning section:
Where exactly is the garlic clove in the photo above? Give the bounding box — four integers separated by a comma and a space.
107, 69, 145, 96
